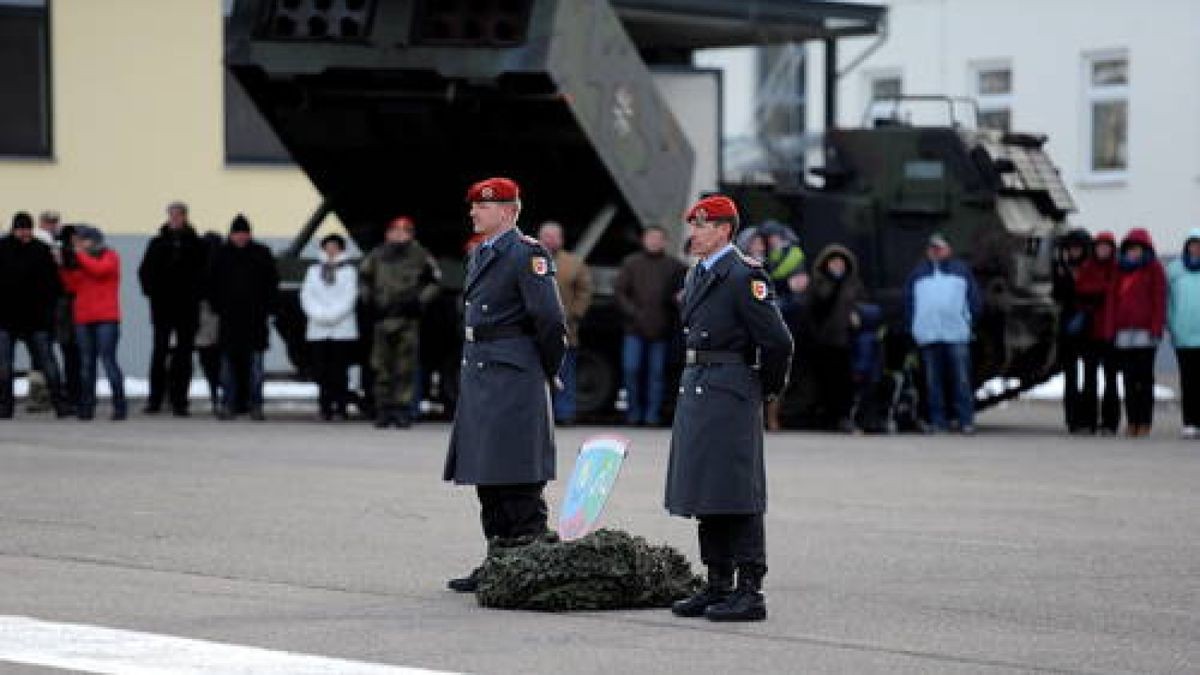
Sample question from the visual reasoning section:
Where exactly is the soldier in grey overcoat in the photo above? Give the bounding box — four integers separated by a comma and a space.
666, 195, 794, 622
444, 177, 567, 593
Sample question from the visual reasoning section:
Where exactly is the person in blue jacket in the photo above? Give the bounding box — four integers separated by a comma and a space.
1168, 228, 1200, 439
905, 233, 982, 434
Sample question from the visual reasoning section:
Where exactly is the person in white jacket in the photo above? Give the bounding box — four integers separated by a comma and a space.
301, 234, 359, 420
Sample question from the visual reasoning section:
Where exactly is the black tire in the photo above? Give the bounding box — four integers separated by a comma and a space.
575, 348, 617, 415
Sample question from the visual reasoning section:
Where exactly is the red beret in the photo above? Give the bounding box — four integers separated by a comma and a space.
388, 215, 415, 231
685, 195, 739, 223
466, 177, 520, 203
1094, 231, 1116, 245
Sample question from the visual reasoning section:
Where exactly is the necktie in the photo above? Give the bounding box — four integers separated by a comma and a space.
468, 245, 491, 278
688, 265, 707, 297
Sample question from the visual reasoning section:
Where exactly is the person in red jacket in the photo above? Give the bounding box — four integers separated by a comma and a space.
60, 226, 126, 421
1107, 228, 1166, 437
1073, 231, 1122, 434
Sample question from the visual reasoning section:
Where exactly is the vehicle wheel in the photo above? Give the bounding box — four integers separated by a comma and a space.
575, 349, 617, 415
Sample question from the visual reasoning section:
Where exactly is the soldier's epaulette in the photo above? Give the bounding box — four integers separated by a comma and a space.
521, 235, 556, 275
520, 235, 553, 260
735, 248, 764, 268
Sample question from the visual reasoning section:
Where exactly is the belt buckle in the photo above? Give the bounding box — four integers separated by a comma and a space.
465, 327, 475, 343
685, 348, 697, 365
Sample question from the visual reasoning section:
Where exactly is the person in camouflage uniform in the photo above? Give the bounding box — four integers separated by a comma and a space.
359, 216, 441, 428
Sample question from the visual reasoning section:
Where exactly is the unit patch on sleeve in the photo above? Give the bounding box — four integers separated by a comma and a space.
751, 279, 769, 301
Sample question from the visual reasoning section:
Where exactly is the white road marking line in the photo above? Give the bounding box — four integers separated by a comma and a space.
0, 615, 459, 675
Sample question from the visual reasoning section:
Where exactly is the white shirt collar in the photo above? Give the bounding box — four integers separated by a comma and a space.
483, 227, 515, 249
700, 243, 735, 271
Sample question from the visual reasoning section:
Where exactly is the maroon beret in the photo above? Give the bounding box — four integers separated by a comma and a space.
685, 195, 739, 223
466, 177, 520, 203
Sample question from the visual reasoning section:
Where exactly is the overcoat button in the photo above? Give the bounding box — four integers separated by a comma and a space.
695, 386, 703, 394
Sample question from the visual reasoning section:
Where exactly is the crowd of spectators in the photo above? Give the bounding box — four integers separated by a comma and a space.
0, 203, 280, 422
611, 220, 1196, 438
3, 203, 1196, 437
1055, 227, 1200, 438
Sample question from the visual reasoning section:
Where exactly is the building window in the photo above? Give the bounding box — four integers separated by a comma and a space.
972, 63, 1012, 132
0, 0, 51, 157
865, 71, 902, 124
1083, 51, 1128, 176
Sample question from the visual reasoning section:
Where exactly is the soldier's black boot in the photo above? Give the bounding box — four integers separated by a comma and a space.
447, 565, 483, 593
374, 407, 392, 429
671, 565, 733, 618
54, 398, 75, 419
705, 566, 766, 622
392, 409, 412, 428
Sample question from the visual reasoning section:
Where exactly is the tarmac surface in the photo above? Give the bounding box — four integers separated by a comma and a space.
0, 402, 1197, 674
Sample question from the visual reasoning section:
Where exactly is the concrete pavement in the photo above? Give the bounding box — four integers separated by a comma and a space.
0, 403, 1197, 674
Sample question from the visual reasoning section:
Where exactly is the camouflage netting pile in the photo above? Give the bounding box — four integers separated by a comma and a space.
476, 529, 702, 612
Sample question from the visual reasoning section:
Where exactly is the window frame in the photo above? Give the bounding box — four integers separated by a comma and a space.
969, 59, 1012, 133
1081, 48, 1129, 184
0, 0, 54, 160
863, 68, 903, 125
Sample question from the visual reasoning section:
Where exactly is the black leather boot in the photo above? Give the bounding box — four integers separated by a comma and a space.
447, 565, 483, 593
705, 566, 766, 622
671, 566, 733, 618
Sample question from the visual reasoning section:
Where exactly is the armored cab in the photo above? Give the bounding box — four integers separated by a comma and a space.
734, 98, 1075, 407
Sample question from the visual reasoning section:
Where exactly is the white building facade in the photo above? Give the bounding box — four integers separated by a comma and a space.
803, 0, 1200, 250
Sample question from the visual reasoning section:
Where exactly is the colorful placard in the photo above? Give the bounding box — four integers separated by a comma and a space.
557, 435, 630, 541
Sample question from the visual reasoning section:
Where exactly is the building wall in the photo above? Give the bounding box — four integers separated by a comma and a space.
1, 0, 325, 377
805, 0, 1200, 249
0, 0, 321, 239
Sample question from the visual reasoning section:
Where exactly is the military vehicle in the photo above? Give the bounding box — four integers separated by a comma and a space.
227, 1, 1069, 417
225, 0, 882, 416
735, 96, 1074, 409
225, 0, 707, 415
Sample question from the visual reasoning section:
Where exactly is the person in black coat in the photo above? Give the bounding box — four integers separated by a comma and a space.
0, 212, 71, 418
137, 201, 207, 415
803, 244, 865, 431
666, 195, 794, 623
443, 177, 567, 593
206, 215, 279, 420
1051, 228, 1095, 433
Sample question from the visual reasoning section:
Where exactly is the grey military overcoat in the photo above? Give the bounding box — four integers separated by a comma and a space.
665, 248, 794, 516
444, 228, 567, 485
